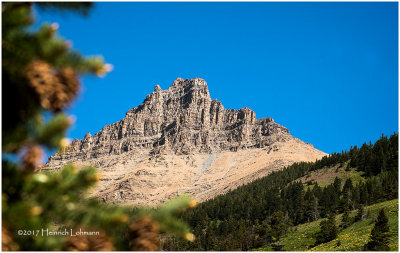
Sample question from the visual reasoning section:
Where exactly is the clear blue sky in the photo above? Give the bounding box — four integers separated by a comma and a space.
34, 2, 398, 155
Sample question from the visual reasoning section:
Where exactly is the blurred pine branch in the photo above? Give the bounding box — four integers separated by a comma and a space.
2, 2, 193, 251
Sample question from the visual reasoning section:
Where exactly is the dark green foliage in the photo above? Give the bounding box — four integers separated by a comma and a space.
345, 162, 351, 171
340, 208, 352, 228
354, 205, 365, 222
281, 182, 305, 224
304, 188, 320, 222
333, 177, 342, 194
351, 134, 398, 177
2, 2, 107, 154
315, 213, 338, 245
364, 208, 390, 251
270, 211, 289, 240
340, 178, 354, 211
2, 3, 193, 250
319, 184, 340, 216
164, 133, 398, 251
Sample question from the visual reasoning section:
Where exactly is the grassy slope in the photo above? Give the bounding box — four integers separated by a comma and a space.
255, 199, 398, 251
295, 163, 364, 189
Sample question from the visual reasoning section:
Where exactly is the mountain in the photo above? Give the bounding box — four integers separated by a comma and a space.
42, 77, 326, 205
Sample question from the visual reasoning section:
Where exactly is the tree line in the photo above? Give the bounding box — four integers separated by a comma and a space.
162, 133, 398, 251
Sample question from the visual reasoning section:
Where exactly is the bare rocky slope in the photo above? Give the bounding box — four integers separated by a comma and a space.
42, 78, 327, 205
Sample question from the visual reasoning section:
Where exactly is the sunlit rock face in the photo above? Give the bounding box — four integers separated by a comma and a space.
42, 78, 326, 205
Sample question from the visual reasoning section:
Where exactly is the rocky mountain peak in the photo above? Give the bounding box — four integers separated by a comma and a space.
42, 78, 326, 206
48, 77, 291, 160
153, 84, 162, 92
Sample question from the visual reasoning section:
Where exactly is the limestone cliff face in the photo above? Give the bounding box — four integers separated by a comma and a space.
43, 78, 326, 205
52, 78, 289, 159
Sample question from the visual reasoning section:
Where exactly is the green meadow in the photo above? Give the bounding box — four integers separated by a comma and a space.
254, 199, 398, 251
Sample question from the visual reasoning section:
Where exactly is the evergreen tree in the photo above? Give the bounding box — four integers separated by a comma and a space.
364, 208, 390, 251
270, 211, 288, 241
340, 178, 354, 211
319, 185, 339, 216
304, 189, 319, 222
257, 220, 273, 246
333, 177, 342, 194
315, 213, 338, 245
2, 3, 194, 251
354, 205, 365, 222
340, 208, 352, 228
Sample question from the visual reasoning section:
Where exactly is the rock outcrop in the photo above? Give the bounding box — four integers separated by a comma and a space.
42, 78, 327, 205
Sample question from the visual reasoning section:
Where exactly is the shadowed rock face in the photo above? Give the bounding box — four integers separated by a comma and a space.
42, 78, 326, 205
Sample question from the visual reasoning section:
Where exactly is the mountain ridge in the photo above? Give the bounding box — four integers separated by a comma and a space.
42, 78, 327, 205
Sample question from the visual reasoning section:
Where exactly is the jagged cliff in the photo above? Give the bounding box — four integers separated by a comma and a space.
42, 78, 327, 205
